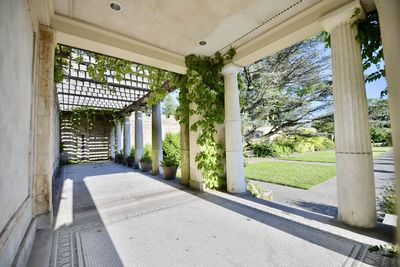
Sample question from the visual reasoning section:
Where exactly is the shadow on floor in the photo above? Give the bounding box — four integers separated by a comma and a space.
50, 163, 124, 267
143, 173, 395, 266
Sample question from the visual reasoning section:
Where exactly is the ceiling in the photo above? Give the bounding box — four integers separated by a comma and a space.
54, 0, 321, 57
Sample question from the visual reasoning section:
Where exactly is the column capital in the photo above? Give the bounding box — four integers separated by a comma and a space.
221, 63, 242, 76
319, 1, 364, 33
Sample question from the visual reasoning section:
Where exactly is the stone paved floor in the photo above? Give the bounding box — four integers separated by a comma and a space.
249, 151, 395, 218
29, 162, 396, 266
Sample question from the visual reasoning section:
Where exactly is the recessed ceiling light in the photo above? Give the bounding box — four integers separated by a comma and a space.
109, 2, 122, 12
199, 40, 207, 46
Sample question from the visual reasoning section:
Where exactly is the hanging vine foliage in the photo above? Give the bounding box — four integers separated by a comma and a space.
65, 107, 123, 132
54, 45, 174, 105
180, 48, 236, 189
322, 9, 385, 95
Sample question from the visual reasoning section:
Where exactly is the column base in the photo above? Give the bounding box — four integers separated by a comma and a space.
336, 152, 376, 229
226, 151, 246, 193
190, 179, 205, 191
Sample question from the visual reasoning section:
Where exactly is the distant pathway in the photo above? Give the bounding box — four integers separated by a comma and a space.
249, 151, 395, 218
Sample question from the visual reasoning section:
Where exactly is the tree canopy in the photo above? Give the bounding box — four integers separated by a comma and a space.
240, 36, 333, 145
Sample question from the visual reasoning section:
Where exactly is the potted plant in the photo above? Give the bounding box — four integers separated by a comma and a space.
140, 144, 152, 172
161, 133, 180, 180
126, 147, 135, 167
116, 150, 124, 164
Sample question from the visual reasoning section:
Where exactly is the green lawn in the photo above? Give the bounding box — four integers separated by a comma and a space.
280, 147, 392, 163
244, 161, 336, 189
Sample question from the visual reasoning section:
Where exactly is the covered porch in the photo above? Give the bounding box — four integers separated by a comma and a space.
1, 0, 399, 266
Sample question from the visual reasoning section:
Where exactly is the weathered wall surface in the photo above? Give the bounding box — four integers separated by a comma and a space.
0, 1, 59, 266
0, 0, 35, 266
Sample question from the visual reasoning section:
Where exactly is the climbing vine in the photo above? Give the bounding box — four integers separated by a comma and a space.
322, 9, 385, 95
179, 48, 236, 189
54, 45, 174, 105
65, 107, 123, 131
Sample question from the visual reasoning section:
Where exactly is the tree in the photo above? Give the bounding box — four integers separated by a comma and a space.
368, 98, 391, 145
162, 94, 177, 118
240, 36, 333, 145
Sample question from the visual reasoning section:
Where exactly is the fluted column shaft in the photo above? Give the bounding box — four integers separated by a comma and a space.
321, 2, 376, 228
180, 123, 190, 185
116, 120, 122, 155
109, 126, 115, 159
152, 104, 163, 175
375, 0, 400, 239
222, 63, 246, 193
124, 115, 131, 159
135, 111, 144, 168
189, 104, 205, 190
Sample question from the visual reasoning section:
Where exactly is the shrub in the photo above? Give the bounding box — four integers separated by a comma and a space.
250, 143, 277, 157
271, 143, 293, 156
378, 185, 396, 215
249, 135, 335, 157
140, 144, 152, 163
126, 147, 135, 161
162, 133, 181, 167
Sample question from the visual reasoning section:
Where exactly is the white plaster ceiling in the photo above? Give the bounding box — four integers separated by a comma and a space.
54, 0, 321, 56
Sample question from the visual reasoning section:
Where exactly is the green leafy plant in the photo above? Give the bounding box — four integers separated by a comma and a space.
378, 185, 397, 215
179, 48, 236, 189
115, 150, 124, 162
247, 183, 273, 201
161, 133, 180, 167
140, 144, 152, 163
368, 244, 399, 258
127, 147, 136, 161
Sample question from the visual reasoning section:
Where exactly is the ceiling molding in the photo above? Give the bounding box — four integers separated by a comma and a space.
51, 14, 187, 74
233, 0, 354, 66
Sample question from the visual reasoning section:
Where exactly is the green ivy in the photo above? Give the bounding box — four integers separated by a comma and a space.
322, 9, 385, 95
65, 107, 123, 131
180, 48, 236, 189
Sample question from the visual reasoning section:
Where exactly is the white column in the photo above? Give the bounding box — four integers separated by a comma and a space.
109, 126, 115, 159
124, 115, 131, 158
116, 120, 122, 155
375, 0, 400, 238
189, 104, 205, 190
135, 111, 144, 169
222, 63, 246, 193
152, 104, 163, 175
180, 123, 190, 186
320, 2, 376, 228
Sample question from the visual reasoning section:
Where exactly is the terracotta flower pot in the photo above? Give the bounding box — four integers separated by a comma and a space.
140, 161, 151, 172
162, 166, 178, 180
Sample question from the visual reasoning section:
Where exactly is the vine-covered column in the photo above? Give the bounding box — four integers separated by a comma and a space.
134, 111, 144, 169
222, 63, 246, 193
189, 104, 205, 190
109, 126, 115, 159
320, 2, 376, 228
152, 103, 163, 175
180, 123, 190, 185
116, 120, 123, 155
123, 115, 131, 160
374, 0, 400, 238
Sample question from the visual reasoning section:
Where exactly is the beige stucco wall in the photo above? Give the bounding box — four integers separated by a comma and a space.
0, 1, 59, 266
0, 0, 35, 266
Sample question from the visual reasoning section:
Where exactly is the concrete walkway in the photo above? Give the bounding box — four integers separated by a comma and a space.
28, 162, 395, 266
249, 151, 395, 218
